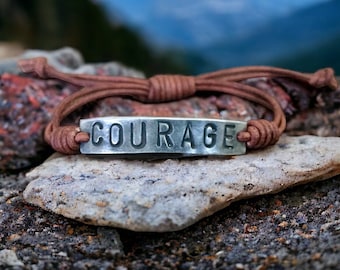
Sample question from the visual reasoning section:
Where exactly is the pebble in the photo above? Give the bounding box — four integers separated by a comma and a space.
0, 47, 144, 77
0, 249, 24, 267
23, 135, 340, 232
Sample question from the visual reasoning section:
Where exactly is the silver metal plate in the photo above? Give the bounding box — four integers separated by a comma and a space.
80, 117, 247, 156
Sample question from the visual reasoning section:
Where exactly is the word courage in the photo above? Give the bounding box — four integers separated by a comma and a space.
80, 117, 247, 156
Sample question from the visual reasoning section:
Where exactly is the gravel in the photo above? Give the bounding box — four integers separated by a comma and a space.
1, 172, 339, 269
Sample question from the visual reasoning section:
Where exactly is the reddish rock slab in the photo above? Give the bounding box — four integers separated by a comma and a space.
0, 74, 257, 171
1, 50, 339, 171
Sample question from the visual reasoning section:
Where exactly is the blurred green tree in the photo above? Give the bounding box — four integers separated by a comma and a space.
0, 0, 190, 75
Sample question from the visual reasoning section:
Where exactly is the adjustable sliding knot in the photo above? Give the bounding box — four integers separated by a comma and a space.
309, 68, 338, 90
18, 57, 50, 79
46, 126, 90, 154
237, 119, 280, 149
147, 75, 196, 102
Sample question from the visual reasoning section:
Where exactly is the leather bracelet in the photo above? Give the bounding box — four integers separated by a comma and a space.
79, 116, 247, 156
18, 57, 337, 156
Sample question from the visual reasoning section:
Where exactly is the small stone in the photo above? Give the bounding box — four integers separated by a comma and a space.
0, 47, 83, 74
278, 221, 289, 228
7, 233, 21, 243
276, 237, 286, 244
23, 135, 340, 232
311, 253, 322, 261
235, 263, 246, 269
116, 266, 128, 270
272, 210, 281, 215
243, 224, 258, 233
0, 249, 24, 267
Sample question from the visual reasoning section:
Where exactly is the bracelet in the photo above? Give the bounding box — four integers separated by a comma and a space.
18, 57, 337, 156
80, 116, 247, 156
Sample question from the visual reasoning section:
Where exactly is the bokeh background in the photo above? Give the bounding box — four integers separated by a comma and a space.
0, 0, 339, 76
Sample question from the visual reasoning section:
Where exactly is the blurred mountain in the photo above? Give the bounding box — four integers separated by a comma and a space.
99, 0, 340, 74
1, 0, 339, 75
100, 0, 326, 48
274, 33, 340, 72
204, 0, 340, 72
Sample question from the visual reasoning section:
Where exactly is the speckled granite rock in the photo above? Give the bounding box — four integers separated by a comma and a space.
23, 135, 340, 232
0, 47, 144, 171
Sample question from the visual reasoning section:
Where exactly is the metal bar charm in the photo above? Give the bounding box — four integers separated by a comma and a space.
80, 117, 247, 156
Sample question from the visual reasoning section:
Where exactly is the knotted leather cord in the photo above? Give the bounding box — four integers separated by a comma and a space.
19, 57, 338, 155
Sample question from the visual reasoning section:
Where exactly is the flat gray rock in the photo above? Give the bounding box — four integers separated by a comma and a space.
24, 135, 340, 232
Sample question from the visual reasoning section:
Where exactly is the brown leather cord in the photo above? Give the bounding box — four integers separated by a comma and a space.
19, 57, 338, 155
